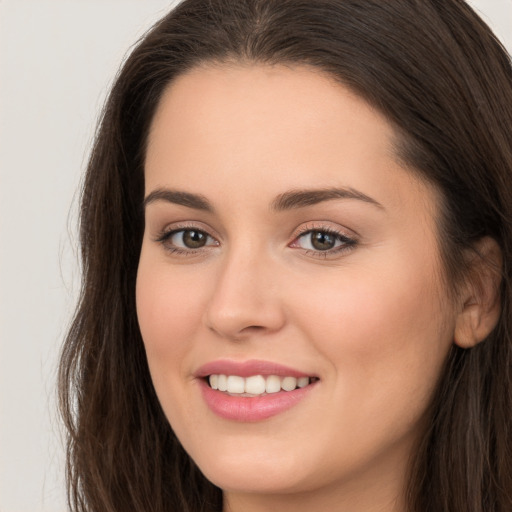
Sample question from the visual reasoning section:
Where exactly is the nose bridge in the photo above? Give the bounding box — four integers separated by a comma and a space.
204, 240, 284, 339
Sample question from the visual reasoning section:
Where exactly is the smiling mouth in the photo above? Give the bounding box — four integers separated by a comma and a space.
207, 374, 319, 396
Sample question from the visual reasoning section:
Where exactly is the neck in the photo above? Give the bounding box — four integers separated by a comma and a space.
223, 456, 408, 512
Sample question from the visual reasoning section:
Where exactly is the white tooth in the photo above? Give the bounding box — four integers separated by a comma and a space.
227, 375, 245, 394
209, 374, 219, 390
266, 375, 281, 394
281, 376, 297, 391
297, 377, 309, 388
217, 374, 228, 392
245, 375, 266, 395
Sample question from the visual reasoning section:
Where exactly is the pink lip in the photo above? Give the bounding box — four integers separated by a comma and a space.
195, 359, 318, 422
198, 381, 316, 422
195, 359, 315, 378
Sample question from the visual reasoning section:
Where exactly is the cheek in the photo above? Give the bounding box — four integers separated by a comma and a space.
295, 262, 448, 345
290, 258, 454, 421
135, 258, 206, 377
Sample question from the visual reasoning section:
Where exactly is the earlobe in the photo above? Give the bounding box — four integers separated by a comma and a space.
453, 237, 502, 349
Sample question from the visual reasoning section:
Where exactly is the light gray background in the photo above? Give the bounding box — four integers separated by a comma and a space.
0, 1, 510, 511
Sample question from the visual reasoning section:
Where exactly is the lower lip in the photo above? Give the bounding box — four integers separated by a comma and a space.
198, 379, 316, 422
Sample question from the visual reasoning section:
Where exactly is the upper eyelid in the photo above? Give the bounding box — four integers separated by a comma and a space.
156, 227, 215, 241
155, 227, 219, 255
155, 221, 220, 240
292, 227, 357, 246
153, 221, 358, 248
291, 221, 358, 240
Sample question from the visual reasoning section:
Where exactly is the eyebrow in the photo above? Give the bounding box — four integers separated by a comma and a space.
270, 188, 384, 211
142, 186, 383, 212
143, 188, 214, 212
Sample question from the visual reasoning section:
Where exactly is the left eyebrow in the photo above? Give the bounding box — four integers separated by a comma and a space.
143, 188, 214, 212
270, 187, 384, 211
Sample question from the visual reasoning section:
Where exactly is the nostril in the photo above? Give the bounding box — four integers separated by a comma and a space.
243, 325, 265, 332
232, 325, 267, 339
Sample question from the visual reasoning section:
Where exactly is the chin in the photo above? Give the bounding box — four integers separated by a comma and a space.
203, 467, 306, 495
191, 446, 312, 494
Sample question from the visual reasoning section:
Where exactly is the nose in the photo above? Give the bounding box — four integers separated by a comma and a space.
204, 247, 286, 341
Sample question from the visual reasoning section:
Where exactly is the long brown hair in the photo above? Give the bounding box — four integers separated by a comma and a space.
59, 1, 512, 510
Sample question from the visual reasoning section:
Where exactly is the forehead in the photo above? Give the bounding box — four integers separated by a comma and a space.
145, 63, 436, 218
147, 64, 394, 158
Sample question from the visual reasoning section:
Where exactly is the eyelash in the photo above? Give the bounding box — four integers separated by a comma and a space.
154, 223, 358, 258
154, 223, 219, 256
290, 224, 357, 258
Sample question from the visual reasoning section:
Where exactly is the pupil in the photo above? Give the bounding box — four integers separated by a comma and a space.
183, 230, 206, 248
311, 231, 335, 251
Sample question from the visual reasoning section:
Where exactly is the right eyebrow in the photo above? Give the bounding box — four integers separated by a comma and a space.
270, 187, 384, 211
143, 188, 214, 212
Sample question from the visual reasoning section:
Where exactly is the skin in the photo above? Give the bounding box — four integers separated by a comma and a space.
136, 64, 470, 512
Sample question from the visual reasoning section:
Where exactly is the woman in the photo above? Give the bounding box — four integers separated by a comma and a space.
59, 1, 512, 511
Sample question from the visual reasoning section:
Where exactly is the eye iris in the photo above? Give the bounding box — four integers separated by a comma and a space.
182, 230, 207, 248
311, 231, 336, 250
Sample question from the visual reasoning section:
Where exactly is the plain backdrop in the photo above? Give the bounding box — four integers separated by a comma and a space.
0, 1, 510, 511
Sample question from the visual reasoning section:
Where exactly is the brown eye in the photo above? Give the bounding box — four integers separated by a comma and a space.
293, 228, 356, 254
310, 231, 336, 251
181, 230, 208, 248
161, 228, 217, 251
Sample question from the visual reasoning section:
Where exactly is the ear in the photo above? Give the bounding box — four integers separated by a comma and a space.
454, 237, 502, 349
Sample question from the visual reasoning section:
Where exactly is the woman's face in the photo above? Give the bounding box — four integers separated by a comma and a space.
137, 64, 457, 506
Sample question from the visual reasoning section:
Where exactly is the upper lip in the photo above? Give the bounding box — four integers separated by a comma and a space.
194, 359, 316, 379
